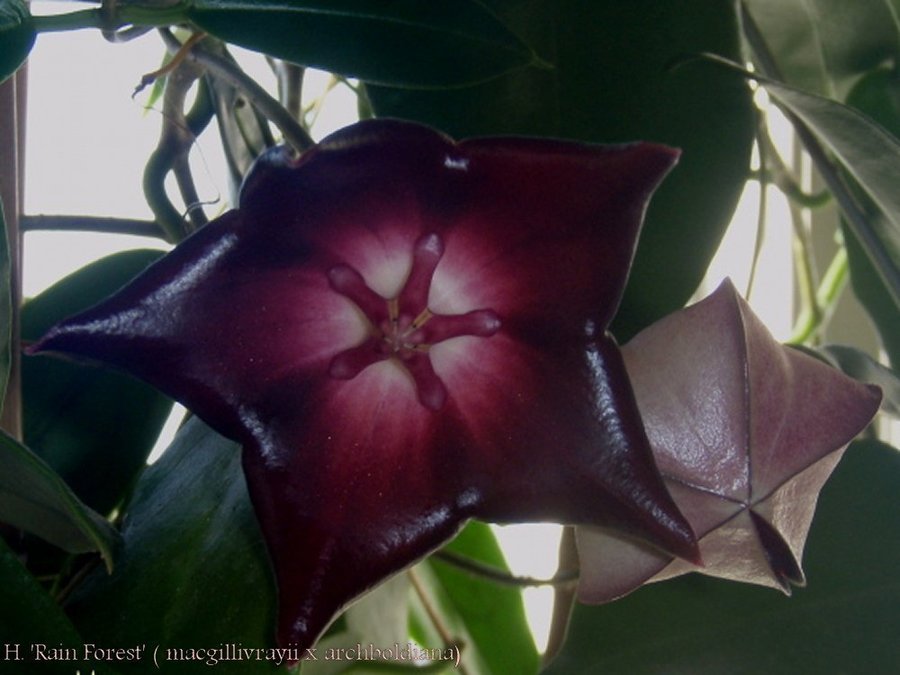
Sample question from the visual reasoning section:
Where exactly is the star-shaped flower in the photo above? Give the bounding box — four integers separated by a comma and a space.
30, 119, 697, 649
576, 280, 881, 603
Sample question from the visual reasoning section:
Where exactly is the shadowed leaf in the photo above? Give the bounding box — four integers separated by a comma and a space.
0, 431, 118, 569
0, 538, 119, 675
0, 0, 34, 84
741, 0, 900, 98
66, 417, 279, 674
187, 0, 538, 88
22, 250, 172, 514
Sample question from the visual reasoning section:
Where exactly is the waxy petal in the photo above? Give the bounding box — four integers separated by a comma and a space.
30, 119, 693, 649
576, 280, 881, 603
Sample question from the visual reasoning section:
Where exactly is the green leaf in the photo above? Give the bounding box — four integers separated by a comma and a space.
843, 218, 900, 367
66, 417, 280, 674
0, 537, 121, 675
0, 430, 118, 568
753, 74, 900, 308
23, 249, 173, 515
816, 344, 900, 417
186, 0, 537, 88
368, 0, 754, 339
741, 0, 900, 98
411, 523, 539, 675
0, 0, 34, 84
543, 440, 900, 674
0, 194, 10, 407
303, 576, 414, 675
841, 66, 900, 368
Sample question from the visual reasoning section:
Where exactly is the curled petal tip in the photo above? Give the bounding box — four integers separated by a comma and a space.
629, 141, 682, 183
750, 510, 804, 591
865, 382, 884, 408
641, 141, 682, 165
681, 536, 704, 568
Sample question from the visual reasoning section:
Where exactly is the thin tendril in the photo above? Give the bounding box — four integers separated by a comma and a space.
433, 550, 578, 588
159, 29, 314, 153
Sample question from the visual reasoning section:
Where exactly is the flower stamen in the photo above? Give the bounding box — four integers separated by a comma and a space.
411, 308, 433, 330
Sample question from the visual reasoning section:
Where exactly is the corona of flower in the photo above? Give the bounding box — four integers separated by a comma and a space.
30, 119, 695, 650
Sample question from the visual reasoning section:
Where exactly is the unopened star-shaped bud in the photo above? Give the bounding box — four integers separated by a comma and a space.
576, 280, 881, 602
30, 119, 696, 650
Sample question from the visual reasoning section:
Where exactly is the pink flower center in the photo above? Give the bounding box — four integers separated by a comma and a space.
327, 233, 501, 411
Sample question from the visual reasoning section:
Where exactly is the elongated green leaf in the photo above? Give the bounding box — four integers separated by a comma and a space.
0, 194, 10, 407
411, 523, 539, 675
761, 77, 900, 306
0, 430, 117, 569
0, 0, 34, 83
23, 250, 172, 514
768, 74, 900, 220
739, 5, 900, 368
543, 440, 900, 674
843, 219, 900, 367
186, 0, 537, 88
0, 537, 122, 675
369, 0, 754, 339
66, 417, 280, 674
741, 0, 899, 98
841, 66, 900, 368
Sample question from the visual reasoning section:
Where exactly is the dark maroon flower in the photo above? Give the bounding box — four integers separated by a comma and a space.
576, 280, 882, 603
30, 119, 696, 649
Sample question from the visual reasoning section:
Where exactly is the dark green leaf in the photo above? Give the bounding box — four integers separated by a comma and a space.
412, 523, 539, 675
186, 0, 537, 88
368, 0, 754, 339
543, 440, 900, 675
0, 537, 121, 675
0, 0, 34, 84
843, 219, 900, 367
0, 194, 10, 406
842, 66, 900, 368
23, 249, 172, 514
0, 430, 118, 568
741, 0, 900, 98
761, 77, 900, 306
66, 417, 280, 674
816, 344, 900, 417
